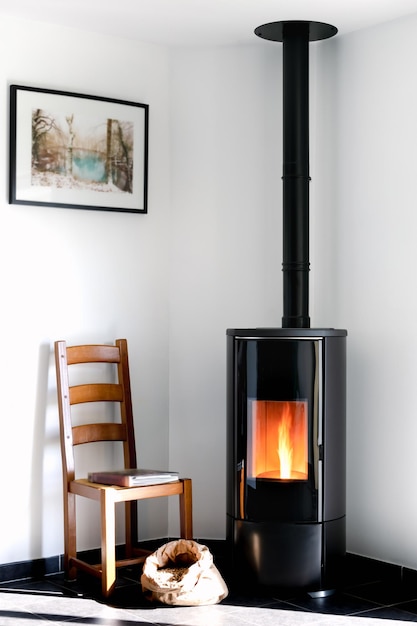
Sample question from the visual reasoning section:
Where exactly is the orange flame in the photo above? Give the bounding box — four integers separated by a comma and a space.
277, 404, 293, 479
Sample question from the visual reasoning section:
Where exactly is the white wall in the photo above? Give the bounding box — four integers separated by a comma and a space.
0, 16, 172, 563
2, 9, 417, 574
335, 15, 417, 569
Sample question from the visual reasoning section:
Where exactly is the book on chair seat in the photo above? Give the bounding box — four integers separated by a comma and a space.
88, 469, 180, 487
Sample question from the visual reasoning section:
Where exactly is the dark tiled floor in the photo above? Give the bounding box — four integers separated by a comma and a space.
1, 551, 417, 625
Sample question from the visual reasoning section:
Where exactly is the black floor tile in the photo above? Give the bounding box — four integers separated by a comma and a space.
346, 579, 417, 605
395, 599, 417, 616
344, 553, 402, 588
0, 576, 79, 597
356, 605, 417, 621
284, 590, 381, 616
222, 590, 293, 609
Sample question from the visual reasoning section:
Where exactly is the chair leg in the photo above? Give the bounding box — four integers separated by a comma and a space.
125, 500, 138, 558
100, 490, 117, 597
179, 478, 193, 539
64, 492, 77, 581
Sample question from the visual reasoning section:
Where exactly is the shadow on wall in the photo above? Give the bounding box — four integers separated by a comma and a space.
30, 343, 61, 560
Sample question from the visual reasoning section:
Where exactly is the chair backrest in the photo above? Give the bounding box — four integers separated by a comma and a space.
55, 339, 137, 484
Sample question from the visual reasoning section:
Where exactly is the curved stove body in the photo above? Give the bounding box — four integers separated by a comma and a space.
226, 327, 346, 592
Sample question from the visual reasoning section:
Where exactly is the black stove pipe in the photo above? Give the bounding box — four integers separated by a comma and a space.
254, 21, 337, 329
282, 22, 310, 328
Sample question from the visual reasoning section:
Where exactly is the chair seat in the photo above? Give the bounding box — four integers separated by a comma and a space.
70, 477, 190, 502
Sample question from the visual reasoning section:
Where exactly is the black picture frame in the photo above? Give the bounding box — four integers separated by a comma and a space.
9, 85, 148, 213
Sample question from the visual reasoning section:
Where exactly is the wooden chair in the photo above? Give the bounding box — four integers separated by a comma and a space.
54, 338, 193, 597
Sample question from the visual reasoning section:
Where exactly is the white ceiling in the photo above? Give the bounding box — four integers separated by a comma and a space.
1, 0, 417, 46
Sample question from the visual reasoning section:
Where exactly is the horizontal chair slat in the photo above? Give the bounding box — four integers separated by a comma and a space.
67, 344, 120, 365
70, 383, 123, 404
72, 422, 127, 445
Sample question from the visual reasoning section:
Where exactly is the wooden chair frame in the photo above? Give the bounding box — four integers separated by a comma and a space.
54, 338, 192, 597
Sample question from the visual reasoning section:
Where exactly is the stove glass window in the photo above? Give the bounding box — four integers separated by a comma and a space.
248, 399, 308, 481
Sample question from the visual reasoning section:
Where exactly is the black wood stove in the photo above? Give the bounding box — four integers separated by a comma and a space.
226, 21, 347, 595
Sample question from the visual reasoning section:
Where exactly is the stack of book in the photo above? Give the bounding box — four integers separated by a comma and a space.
87, 469, 179, 487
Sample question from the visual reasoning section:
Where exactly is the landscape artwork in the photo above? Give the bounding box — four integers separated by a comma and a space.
32, 110, 134, 194
9, 86, 148, 213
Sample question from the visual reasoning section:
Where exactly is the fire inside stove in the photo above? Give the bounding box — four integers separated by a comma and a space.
248, 400, 308, 481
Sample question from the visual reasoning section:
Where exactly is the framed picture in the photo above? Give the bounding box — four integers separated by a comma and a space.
9, 85, 148, 213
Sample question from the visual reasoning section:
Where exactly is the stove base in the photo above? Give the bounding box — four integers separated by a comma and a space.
228, 516, 346, 591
